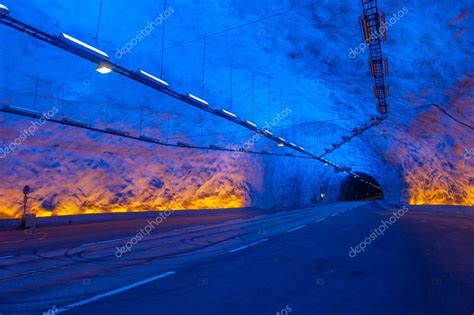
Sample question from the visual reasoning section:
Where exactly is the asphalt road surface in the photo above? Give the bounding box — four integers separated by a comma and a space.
0, 201, 472, 314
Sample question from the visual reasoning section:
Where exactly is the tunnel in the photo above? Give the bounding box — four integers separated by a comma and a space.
0, 1, 473, 314
340, 172, 383, 201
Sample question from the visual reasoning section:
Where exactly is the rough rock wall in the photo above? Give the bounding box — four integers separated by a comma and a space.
1, 0, 472, 217
0, 119, 264, 218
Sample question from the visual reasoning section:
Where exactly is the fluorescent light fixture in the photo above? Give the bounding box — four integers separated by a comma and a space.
289, 142, 296, 147
0, 4, 10, 15
96, 64, 112, 74
3, 105, 40, 118
245, 120, 257, 127
106, 127, 129, 137
137, 70, 169, 88
59, 33, 109, 59
278, 137, 286, 142
221, 109, 237, 118
263, 129, 273, 136
62, 117, 91, 128
299, 147, 305, 150
186, 93, 208, 106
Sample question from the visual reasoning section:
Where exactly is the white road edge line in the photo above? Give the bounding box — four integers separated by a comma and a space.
314, 218, 326, 223
0, 255, 14, 259
55, 271, 176, 313
228, 245, 250, 253
250, 238, 269, 246
331, 213, 339, 217
80, 237, 130, 247
287, 225, 306, 233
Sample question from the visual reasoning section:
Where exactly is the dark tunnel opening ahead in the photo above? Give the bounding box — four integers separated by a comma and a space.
340, 172, 383, 201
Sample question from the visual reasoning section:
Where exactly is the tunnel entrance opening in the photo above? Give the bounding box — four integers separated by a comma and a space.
340, 172, 383, 201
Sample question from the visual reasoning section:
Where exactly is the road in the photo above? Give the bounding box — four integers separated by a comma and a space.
0, 201, 473, 314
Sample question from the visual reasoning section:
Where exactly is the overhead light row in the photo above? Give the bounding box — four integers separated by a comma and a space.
0, 9, 362, 175
54, 33, 318, 156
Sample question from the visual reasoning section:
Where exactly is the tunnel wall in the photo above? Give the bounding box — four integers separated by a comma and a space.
6, 0, 471, 215
256, 147, 403, 208
0, 119, 399, 218
0, 112, 405, 218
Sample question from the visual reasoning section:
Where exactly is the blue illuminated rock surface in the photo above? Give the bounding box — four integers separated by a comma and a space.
0, 0, 472, 217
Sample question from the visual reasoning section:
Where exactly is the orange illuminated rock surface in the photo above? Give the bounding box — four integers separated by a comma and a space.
388, 71, 474, 206
0, 126, 263, 218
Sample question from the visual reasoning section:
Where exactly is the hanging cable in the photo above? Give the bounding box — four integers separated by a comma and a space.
432, 104, 474, 131
94, 0, 103, 46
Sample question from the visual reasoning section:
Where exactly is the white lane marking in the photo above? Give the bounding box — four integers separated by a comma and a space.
314, 218, 326, 223
331, 213, 339, 217
55, 271, 175, 313
229, 238, 269, 253
0, 255, 14, 259
80, 237, 131, 247
228, 245, 250, 253
250, 238, 268, 246
287, 225, 306, 233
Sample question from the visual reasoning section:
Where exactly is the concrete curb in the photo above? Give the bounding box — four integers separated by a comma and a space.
0, 202, 333, 230
0, 207, 254, 230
